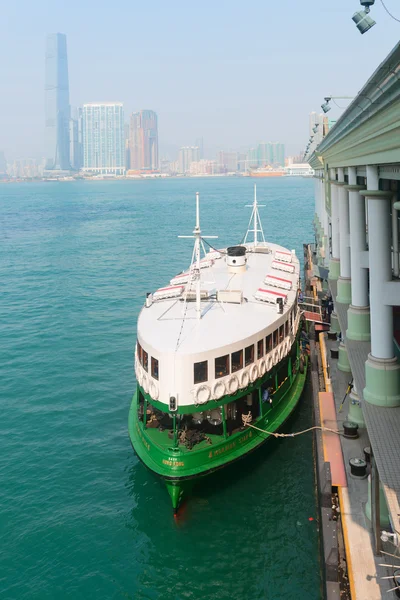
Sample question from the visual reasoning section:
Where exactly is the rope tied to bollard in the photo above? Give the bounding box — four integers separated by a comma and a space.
241, 411, 342, 438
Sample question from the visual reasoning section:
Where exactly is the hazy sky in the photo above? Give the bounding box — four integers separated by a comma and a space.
1, 0, 399, 160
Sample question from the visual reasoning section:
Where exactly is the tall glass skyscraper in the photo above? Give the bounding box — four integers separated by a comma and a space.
45, 33, 71, 171
82, 103, 125, 175
129, 110, 159, 171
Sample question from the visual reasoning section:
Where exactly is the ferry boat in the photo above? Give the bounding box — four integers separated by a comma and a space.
129, 187, 308, 512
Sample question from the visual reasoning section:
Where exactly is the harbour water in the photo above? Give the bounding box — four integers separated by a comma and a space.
1, 177, 321, 600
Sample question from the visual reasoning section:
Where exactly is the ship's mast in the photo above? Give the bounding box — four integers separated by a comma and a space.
244, 184, 266, 246
178, 192, 218, 320
253, 185, 258, 246
194, 192, 201, 318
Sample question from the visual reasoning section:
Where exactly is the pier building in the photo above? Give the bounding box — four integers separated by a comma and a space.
308, 40, 400, 597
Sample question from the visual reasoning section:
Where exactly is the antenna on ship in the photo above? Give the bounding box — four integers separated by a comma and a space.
243, 184, 266, 247
178, 192, 218, 319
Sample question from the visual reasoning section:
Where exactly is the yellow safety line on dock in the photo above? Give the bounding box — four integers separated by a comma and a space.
318, 332, 332, 392
338, 487, 356, 600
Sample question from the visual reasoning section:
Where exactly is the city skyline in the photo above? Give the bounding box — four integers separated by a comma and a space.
1, 0, 399, 161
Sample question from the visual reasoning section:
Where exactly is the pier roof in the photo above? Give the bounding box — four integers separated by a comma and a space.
309, 41, 400, 170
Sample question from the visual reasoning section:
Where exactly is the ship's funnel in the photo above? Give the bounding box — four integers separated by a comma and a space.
226, 246, 247, 273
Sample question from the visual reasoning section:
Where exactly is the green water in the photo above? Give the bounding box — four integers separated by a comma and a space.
0, 178, 321, 599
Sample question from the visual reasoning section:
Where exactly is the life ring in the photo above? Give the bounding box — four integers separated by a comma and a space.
279, 344, 285, 361
136, 365, 143, 386
273, 349, 280, 366
227, 375, 239, 395
240, 369, 250, 389
250, 363, 258, 383
196, 384, 211, 404
212, 380, 226, 400
150, 380, 159, 400
142, 374, 149, 394
259, 359, 266, 376
285, 338, 291, 354
266, 354, 274, 372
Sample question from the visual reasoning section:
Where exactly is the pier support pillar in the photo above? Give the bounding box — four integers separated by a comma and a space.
365, 475, 390, 528
362, 166, 400, 407
338, 341, 352, 373
330, 312, 340, 334
347, 384, 365, 427
329, 171, 340, 281
346, 172, 371, 340
337, 170, 352, 304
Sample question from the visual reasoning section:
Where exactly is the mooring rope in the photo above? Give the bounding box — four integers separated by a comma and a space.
241, 412, 342, 437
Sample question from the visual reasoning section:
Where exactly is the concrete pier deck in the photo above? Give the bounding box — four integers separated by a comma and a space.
324, 330, 395, 598
330, 280, 400, 528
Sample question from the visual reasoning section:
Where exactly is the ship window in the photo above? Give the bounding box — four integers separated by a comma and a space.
231, 349, 243, 372
215, 355, 230, 378
257, 339, 264, 358
266, 334, 273, 352
143, 349, 148, 371
273, 329, 279, 347
194, 360, 208, 384
137, 341, 143, 364
151, 357, 159, 380
245, 344, 254, 366
279, 325, 285, 343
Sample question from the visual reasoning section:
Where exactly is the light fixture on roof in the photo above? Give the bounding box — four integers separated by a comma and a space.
321, 97, 332, 113
352, 0, 376, 34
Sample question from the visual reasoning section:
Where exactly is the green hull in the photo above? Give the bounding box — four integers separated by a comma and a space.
128, 353, 308, 511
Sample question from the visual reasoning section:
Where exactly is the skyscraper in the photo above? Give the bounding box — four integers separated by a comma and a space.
129, 110, 159, 171
178, 147, 200, 173
45, 33, 71, 171
82, 103, 125, 175
69, 107, 83, 170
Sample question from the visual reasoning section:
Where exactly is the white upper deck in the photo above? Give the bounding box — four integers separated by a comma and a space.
134, 190, 301, 408
138, 242, 300, 356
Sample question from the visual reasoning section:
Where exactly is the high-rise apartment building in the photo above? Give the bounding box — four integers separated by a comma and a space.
178, 147, 200, 174
195, 137, 204, 159
248, 142, 285, 168
82, 103, 125, 175
129, 110, 159, 171
45, 33, 71, 171
218, 151, 238, 173
69, 107, 83, 170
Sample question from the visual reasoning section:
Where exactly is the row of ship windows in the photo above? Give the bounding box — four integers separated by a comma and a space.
137, 342, 159, 380
194, 319, 291, 383
137, 312, 295, 386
